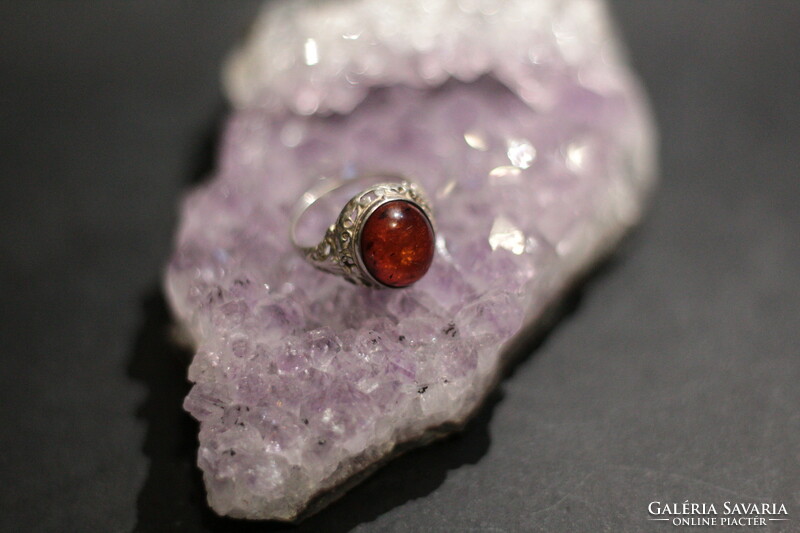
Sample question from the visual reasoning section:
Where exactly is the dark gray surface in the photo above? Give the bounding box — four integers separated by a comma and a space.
0, 2, 798, 532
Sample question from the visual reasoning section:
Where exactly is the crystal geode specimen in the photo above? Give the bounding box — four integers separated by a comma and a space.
164, 0, 656, 521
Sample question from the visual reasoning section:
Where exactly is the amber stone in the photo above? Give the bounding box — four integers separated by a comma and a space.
359, 200, 435, 288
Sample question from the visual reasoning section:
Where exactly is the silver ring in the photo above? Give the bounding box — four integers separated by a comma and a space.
290, 173, 436, 289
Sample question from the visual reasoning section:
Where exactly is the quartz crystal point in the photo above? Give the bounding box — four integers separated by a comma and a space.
164, 0, 657, 521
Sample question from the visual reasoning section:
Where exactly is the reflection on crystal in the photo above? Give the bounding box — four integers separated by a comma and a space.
489, 165, 522, 182
464, 130, 488, 151
304, 38, 319, 66
506, 138, 536, 168
489, 216, 526, 255
280, 120, 304, 147
566, 141, 588, 171
524, 236, 541, 254
295, 88, 320, 115
435, 234, 452, 261
437, 178, 457, 198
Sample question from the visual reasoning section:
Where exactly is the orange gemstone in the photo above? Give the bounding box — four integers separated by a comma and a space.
360, 200, 434, 288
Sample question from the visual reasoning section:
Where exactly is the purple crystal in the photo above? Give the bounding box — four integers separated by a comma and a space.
165, 0, 656, 520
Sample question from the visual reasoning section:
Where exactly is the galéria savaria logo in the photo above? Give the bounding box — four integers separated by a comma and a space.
648, 501, 790, 527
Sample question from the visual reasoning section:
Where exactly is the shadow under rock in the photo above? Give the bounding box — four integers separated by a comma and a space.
127, 252, 621, 532
187, 103, 228, 187
128, 289, 206, 532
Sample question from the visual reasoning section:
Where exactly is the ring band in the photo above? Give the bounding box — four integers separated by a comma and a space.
290, 173, 436, 289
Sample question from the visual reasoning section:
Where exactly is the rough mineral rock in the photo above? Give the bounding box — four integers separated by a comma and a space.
164, 0, 657, 521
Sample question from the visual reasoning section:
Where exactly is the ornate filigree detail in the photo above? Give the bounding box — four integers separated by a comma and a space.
299, 179, 434, 288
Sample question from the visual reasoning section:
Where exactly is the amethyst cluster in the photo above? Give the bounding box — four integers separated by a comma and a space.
164, 0, 656, 520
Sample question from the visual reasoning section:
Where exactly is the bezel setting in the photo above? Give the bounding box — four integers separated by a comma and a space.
300, 179, 434, 288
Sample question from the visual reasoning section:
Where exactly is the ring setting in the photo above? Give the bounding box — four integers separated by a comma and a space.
290, 174, 435, 289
